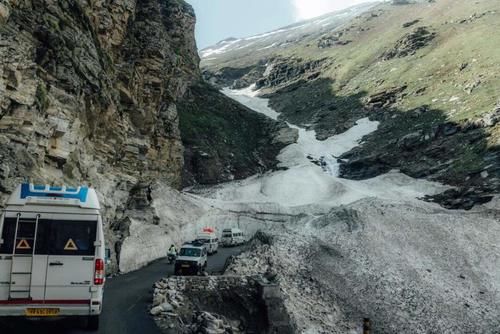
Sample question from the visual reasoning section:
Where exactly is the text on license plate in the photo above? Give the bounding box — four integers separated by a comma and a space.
181, 264, 190, 268
25, 308, 60, 317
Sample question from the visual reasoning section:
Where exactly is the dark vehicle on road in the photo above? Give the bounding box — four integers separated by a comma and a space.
174, 243, 207, 276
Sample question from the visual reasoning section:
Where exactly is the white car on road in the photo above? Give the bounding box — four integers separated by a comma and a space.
195, 229, 219, 254
174, 242, 208, 275
221, 228, 245, 247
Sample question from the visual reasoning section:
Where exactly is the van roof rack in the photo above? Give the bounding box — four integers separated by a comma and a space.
5, 183, 100, 210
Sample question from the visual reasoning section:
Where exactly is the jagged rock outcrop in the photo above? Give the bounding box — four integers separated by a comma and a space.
178, 83, 298, 186
255, 57, 327, 90
338, 105, 500, 209
0, 0, 199, 270
382, 26, 436, 59
402, 19, 420, 28
365, 86, 408, 109
202, 63, 268, 90
317, 34, 352, 48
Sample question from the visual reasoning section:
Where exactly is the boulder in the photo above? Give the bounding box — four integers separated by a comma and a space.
272, 127, 299, 146
440, 123, 459, 136
339, 155, 392, 180
317, 34, 352, 48
482, 102, 500, 127
425, 188, 495, 210
0, 3, 9, 24
150, 305, 163, 316
255, 57, 327, 89
402, 19, 420, 28
160, 302, 174, 312
365, 86, 407, 108
399, 131, 423, 149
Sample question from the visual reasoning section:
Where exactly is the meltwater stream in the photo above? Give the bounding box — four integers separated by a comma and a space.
219, 86, 449, 208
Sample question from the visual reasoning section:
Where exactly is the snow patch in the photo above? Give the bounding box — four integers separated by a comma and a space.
216, 86, 448, 209
200, 39, 241, 57
145, 85, 498, 332
222, 86, 280, 120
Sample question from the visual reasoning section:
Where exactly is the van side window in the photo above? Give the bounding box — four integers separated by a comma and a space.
0, 218, 16, 254
1, 219, 97, 256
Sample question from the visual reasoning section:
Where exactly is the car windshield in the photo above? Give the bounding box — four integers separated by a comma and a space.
0, 218, 97, 256
195, 238, 209, 243
179, 248, 201, 257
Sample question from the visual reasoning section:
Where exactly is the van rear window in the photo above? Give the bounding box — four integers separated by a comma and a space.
0, 218, 97, 256
44, 220, 97, 256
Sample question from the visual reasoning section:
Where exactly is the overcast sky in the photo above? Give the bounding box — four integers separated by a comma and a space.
186, 0, 377, 49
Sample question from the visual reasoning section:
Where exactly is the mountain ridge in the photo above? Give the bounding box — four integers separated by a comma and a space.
201, 0, 500, 209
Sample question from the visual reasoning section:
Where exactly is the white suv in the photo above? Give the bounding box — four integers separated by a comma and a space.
174, 243, 208, 275
195, 231, 219, 255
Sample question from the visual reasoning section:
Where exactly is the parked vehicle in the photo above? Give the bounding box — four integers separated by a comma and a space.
221, 228, 245, 247
0, 183, 106, 331
174, 242, 208, 276
194, 227, 219, 255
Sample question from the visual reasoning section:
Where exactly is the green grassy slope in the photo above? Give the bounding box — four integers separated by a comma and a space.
178, 82, 294, 186
204, 0, 499, 127
201, 0, 500, 208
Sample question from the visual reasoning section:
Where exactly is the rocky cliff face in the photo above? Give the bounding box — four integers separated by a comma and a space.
0, 0, 290, 272
0, 0, 198, 270
178, 82, 297, 186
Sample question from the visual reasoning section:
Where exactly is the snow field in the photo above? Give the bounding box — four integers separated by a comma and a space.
121, 84, 500, 333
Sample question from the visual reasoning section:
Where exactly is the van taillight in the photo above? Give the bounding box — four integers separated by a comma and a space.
94, 259, 104, 285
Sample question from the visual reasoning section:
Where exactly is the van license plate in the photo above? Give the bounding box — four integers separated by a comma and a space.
25, 308, 60, 317
181, 264, 190, 268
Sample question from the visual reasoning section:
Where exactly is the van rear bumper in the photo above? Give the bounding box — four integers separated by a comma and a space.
0, 302, 101, 317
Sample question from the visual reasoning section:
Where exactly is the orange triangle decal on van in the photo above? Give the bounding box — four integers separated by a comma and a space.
16, 239, 31, 250
64, 238, 78, 251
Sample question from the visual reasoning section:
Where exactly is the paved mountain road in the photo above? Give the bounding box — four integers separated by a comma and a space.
0, 246, 244, 334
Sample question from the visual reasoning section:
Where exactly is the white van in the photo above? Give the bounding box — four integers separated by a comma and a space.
195, 229, 218, 255
0, 183, 106, 331
221, 228, 245, 247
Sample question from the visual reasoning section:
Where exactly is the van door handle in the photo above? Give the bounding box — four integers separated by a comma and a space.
49, 261, 64, 266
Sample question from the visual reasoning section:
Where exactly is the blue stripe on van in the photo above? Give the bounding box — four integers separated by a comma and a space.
20, 184, 89, 203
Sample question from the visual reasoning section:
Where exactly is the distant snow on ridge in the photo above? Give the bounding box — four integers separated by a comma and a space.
200, 38, 242, 57
199, 2, 379, 59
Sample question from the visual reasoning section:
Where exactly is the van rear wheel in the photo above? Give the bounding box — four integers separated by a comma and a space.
87, 315, 100, 331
